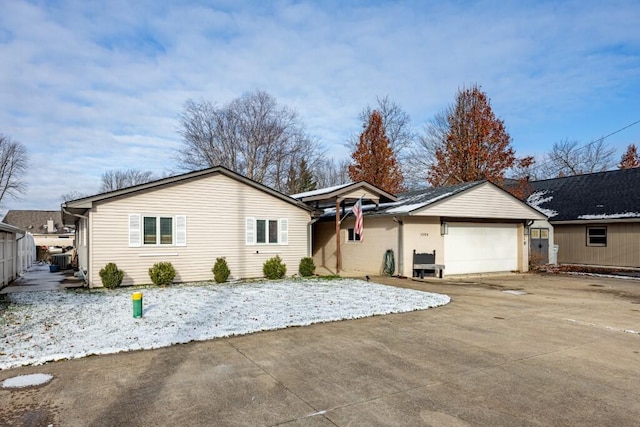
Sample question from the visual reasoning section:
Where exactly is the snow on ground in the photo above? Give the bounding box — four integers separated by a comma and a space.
2, 373, 53, 388
0, 278, 450, 370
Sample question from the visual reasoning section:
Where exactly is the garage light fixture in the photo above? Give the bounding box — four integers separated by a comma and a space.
524, 226, 530, 236
440, 222, 448, 236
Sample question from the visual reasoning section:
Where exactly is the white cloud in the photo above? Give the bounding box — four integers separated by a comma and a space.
0, 0, 639, 211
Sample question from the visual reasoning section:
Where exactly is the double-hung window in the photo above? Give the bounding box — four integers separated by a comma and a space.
143, 216, 174, 245
129, 214, 187, 247
246, 218, 288, 245
586, 226, 607, 247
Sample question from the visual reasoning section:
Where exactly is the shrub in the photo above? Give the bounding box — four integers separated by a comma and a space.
212, 257, 231, 283
298, 257, 316, 277
99, 262, 124, 289
263, 255, 286, 280
148, 262, 176, 286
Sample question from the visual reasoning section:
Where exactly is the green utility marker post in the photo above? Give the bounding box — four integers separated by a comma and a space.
132, 292, 143, 318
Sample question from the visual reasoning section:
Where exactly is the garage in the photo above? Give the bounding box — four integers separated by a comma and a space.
444, 223, 518, 275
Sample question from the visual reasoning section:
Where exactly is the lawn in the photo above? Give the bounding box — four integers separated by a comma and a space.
0, 278, 449, 370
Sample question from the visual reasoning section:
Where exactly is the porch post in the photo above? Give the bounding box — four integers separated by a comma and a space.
335, 198, 341, 273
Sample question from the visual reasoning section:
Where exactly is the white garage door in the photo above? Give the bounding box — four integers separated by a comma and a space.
444, 223, 518, 275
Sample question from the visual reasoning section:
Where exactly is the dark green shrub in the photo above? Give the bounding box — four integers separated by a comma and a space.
148, 262, 176, 286
298, 257, 316, 277
99, 262, 124, 289
263, 255, 286, 279
212, 257, 231, 283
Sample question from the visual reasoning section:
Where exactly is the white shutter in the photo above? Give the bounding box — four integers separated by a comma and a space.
279, 218, 288, 245
128, 214, 141, 247
246, 217, 255, 245
175, 215, 187, 246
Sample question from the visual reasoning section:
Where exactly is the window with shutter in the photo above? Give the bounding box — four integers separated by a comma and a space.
279, 219, 288, 245
246, 217, 255, 245
175, 215, 187, 246
129, 214, 141, 247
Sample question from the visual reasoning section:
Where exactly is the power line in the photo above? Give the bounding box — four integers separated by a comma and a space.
527, 118, 640, 175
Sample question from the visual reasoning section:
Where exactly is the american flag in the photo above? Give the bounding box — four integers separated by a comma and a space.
352, 197, 363, 240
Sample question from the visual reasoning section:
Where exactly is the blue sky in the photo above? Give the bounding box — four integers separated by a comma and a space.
1, 0, 639, 211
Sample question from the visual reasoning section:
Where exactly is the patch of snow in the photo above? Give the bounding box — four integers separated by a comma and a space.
0, 279, 450, 370
501, 290, 527, 295
526, 190, 558, 218
2, 373, 53, 388
577, 212, 640, 220
290, 183, 352, 199
567, 272, 640, 281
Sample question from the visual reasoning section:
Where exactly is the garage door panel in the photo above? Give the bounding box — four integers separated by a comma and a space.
444, 224, 518, 275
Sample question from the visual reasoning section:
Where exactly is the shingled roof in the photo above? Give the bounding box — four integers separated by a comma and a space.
2, 210, 73, 234
527, 168, 640, 222
319, 180, 485, 218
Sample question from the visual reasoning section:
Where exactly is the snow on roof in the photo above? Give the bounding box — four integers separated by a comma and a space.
526, 190, 558, 218
577, 212, 640, 220
290, 182, 352, 199
386, 192, 453, 214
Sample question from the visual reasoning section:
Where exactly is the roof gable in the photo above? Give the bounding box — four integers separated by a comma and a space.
528, 168, 640, 222
319, 180, 545, 220
63, 166, 313, 213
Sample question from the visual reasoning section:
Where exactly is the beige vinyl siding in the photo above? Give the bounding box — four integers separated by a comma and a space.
339, 188, 381, 202
419, 183, 543, 220
89, 173, 310, 287
313, 217, 398, 274
401, 217, 443, 277
554, 223, 640, 268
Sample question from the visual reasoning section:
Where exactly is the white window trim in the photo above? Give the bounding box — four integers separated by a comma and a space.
586, 226, 607, 247
130, 215, 187, 247
245, 217, 289, 246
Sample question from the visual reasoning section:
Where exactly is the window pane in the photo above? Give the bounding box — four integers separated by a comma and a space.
587, 227, 607, 246
160, 217, 173, 245
256, 220, 266, 243
143, 217, 156, 245
348, 228, 354, 241
268, 220, 278, 243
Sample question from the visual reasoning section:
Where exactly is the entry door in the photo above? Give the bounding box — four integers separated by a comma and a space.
530, 228, 549, 263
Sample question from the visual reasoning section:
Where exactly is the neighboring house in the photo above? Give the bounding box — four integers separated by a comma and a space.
0, 222, 35, 288
2, 210, 75, 248
527, 168, 640, 268
293, 180, 546, 277
62, 166, 313, 287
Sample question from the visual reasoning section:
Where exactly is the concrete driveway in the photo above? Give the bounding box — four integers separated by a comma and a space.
1, 273, 639, 426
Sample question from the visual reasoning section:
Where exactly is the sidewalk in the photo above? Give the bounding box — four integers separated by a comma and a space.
0, 263, 84, 294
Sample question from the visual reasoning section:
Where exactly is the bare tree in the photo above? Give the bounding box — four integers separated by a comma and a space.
177, 90, 322, 193
353, 96, 415, 156
540, 139, 615, 177
313, 158, 351, 188
100, 169, 155, 192
0, 133, 28, 204
405, 109, 451, 189
60, 191, 88, 202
